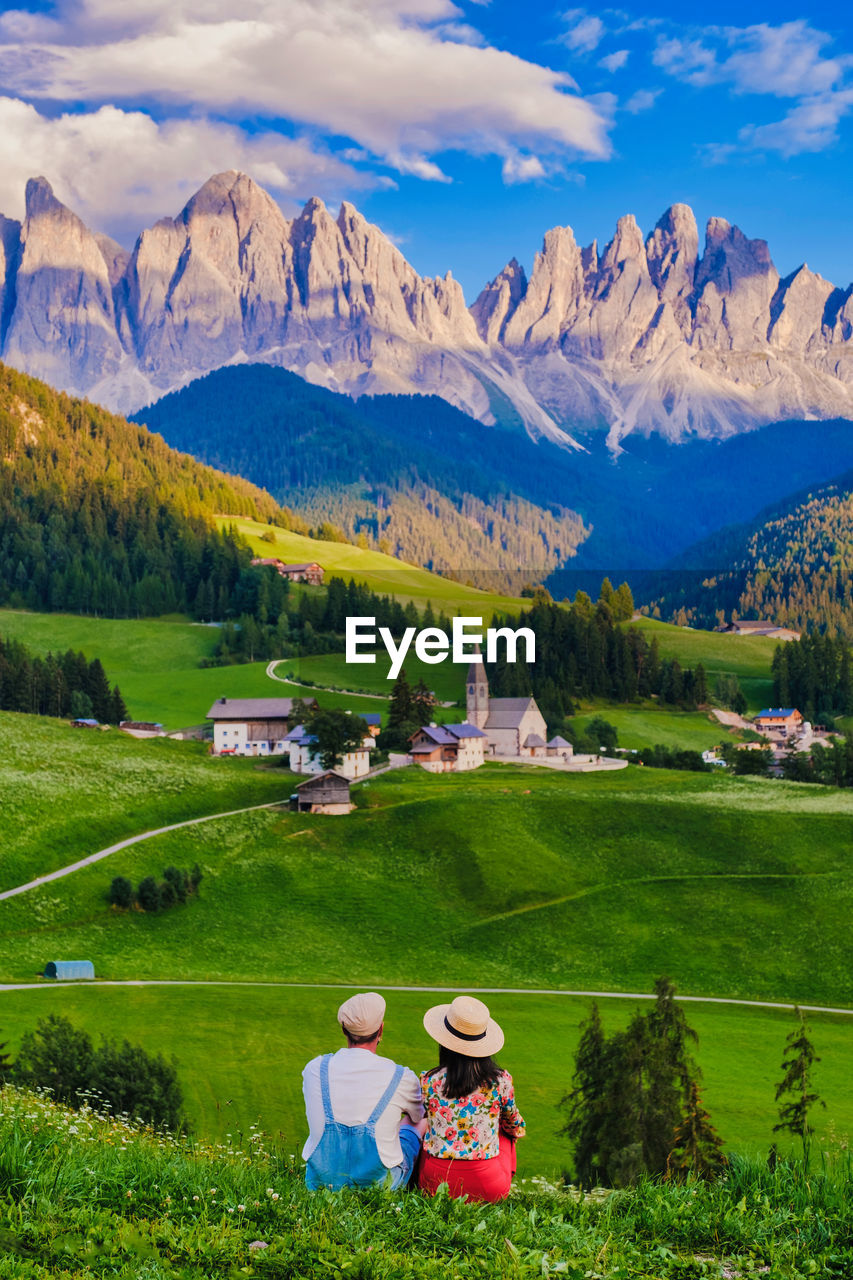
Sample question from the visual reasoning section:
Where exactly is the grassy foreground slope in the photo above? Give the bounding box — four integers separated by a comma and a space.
4, 1088, 850, 1279
1, 987, 851, 1177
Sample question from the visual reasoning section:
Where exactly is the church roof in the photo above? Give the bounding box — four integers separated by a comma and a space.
547, 735, 571, 748
485, 697, 538, 729
524, 733, 546, 748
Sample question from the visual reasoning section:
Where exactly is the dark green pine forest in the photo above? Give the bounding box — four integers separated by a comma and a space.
646, 470, 853, 635
0, 363, 302, 620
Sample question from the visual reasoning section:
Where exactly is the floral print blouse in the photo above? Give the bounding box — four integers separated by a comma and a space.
419, 1067, 526, 1160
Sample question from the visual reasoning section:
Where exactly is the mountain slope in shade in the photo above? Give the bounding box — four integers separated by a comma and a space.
1, 174, 853, 443
135, 364, 853, 573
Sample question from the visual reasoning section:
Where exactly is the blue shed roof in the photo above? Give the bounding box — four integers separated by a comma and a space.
362, 713, 382, 725
444, 723, 487, 739
756, 708, 798, 718
44, 960, 95, 980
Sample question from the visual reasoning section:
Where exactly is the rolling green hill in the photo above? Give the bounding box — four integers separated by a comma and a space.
2, 713, 852, 1171
217, 516, 526, 616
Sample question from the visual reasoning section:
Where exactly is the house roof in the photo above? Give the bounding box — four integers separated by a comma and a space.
756, 708, 800, 719
444, 722, 487, 739
285, 724, 318, 745
413, 725, 458, 746
547, 735, 571, 747
280, 562, 321, 572
295, 771, 350, 791
524, 733, 546, 748
410, 743, 442, 755
362, 713, 382, 725
485, 697, 538, 729
207, 697, 307, 720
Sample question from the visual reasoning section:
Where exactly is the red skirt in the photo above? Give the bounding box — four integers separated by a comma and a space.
418, 1134, 517, 1203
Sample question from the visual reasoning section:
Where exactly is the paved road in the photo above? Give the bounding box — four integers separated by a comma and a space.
0, 799, 287, 903
0, 978, 849, 1017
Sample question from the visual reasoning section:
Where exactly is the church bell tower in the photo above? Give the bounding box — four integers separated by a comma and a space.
466, 648, 489, 729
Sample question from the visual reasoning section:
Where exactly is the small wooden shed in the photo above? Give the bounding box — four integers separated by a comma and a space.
43, 960, 95, 981
289, 772, 353, 815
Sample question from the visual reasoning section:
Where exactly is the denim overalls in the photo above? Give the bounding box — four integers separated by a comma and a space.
306, 1053, 405, 1190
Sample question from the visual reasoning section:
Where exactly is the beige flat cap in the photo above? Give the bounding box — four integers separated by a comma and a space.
338, 991, 386, 1038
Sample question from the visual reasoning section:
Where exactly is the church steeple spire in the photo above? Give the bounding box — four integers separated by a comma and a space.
466, 645, 489, 730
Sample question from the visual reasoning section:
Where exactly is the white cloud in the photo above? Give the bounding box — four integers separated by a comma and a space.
501, 153, 546, 183
738, 89, 853, 156
599, 49, 629, 73
624, 88, 660, 114
653, 20, 850, 98
562, 12, 606, 54
0, 0, 612, 195
0, 97, 371, 238
652, 19, 853, 157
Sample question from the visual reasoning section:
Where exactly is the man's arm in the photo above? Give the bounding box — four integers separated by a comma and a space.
400, 1066, 425, 1123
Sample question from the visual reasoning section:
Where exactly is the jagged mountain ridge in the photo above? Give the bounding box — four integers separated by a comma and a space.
1, 171, 853, 442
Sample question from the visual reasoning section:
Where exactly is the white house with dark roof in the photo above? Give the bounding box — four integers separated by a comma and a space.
207, 696, 318, 757
409, 722, 487, 772
465, 655, 548, 757
285, 724, 372, 779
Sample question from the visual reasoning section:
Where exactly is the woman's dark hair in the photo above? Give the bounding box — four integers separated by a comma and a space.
428, 1045, 501, 1099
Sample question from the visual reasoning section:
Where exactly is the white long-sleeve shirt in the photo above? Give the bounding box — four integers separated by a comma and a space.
302, 1048, 424, 1169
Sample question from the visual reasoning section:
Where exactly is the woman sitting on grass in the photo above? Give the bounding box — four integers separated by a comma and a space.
418, 996, 525, 1202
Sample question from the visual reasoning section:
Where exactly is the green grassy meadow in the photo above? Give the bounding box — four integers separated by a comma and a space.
633, 618, 778, 710
3, 713, 853, 1171
0, 985, 850, 1176
0, 711, 289, 892
573, 705, 729, 752
218, 516, 526, 617
277, 651, 464, 703
0, 610, 389, 728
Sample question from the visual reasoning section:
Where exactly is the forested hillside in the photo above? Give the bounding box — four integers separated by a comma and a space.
643, 469, 853, 635
0, 363, 301, 618
137, 367, 853, 579
135, 365, 589, 591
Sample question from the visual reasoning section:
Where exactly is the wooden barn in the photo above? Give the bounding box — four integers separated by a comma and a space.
289, 772, 354, 815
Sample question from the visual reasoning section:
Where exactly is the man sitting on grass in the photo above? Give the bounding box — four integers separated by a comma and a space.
302, 992, 426, 1190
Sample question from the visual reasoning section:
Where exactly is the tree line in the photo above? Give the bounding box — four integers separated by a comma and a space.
1, 1014, 184, 1132
0, 361, 300, 621
561, 979, 826, 1187
772, 633, 853, 724
486, 583, 710, 729
0, 634, 127, 721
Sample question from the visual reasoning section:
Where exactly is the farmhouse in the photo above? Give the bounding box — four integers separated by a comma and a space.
409, 723, 487, 772
289, 772, 354, 815
120, 720, 165, 738
716, 620, 801, 641
250, 557, 324, 584
754, 707, 804, 737
285, 724, 372, 779
466, 653, 548, 757
207, 696, 318, 756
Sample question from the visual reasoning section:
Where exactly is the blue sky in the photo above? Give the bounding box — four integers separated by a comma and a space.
0, 0, 851, 300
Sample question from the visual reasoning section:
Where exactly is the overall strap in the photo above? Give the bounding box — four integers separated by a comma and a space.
367, 1063, 405, 1125
319, 1053, 336, 1124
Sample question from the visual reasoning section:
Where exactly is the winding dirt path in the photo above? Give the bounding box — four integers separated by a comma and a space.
0, 799, 288, 903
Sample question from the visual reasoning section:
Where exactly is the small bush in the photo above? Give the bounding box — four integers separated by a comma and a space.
108, 875, 134, 909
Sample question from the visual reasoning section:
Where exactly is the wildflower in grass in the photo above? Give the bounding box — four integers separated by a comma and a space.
249, 1242, 268, 1252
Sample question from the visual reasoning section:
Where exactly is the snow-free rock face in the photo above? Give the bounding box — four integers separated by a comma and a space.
3, 178, 124, 394
2, 174, 853, 441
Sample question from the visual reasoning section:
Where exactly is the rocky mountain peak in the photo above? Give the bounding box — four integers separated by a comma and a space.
24, 176, 66, 220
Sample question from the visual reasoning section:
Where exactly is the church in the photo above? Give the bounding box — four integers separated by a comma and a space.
466, 652, 549, 758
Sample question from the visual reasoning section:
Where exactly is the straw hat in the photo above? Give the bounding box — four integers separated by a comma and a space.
423, 995, 504, 1058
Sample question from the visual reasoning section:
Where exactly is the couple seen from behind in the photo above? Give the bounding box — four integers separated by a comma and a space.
302, 992, 525, 1201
